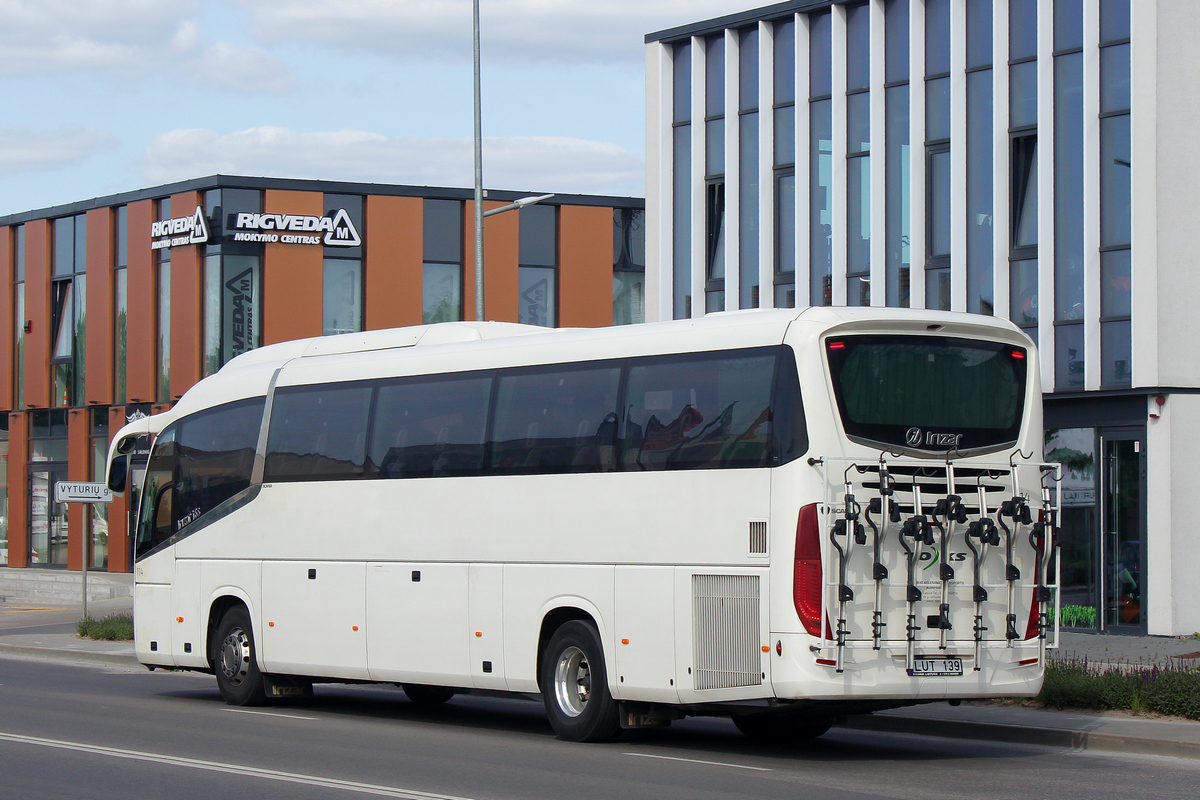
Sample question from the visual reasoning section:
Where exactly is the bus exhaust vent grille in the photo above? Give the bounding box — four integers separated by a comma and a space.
691, 574, 762, 690
748, 521, 768, 554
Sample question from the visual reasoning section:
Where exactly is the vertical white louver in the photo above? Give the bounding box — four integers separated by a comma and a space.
748, 520, 768, 554
691, 574, 762, 690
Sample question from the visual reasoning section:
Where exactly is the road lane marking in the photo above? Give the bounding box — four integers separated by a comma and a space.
222, 708, 318, 721
0, 731, 481, 799
623, 752, 772, 771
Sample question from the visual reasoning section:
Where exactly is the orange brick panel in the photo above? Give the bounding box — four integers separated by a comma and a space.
559, 205, 613, 328
23, 219, 51, 409
263, 190, 324, 344
364, 195, 423, 330
0, 227, 12, 408
125, 200, 156, 404
169, 191, 203, 399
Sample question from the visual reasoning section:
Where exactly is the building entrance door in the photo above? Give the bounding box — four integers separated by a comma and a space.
29, 463, 69, 567
1100, 431, 1146, 632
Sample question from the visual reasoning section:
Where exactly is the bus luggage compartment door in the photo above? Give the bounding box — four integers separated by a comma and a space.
260, 561, 369, 680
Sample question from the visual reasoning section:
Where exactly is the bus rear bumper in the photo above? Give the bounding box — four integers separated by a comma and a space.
768, 633, 1045, 702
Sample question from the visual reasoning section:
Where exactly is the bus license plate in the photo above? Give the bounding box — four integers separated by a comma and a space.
910, 658, 964, 676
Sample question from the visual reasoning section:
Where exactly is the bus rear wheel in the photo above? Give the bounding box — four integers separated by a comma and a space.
212, 607, 268, 706
732, 712, 832, 741
540, 620, 620, 742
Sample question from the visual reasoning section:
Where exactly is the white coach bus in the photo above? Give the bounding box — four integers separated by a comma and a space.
106, 307, 1059, 742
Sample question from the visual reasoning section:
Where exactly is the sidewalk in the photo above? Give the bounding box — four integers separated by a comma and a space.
2, 596, 1197, 758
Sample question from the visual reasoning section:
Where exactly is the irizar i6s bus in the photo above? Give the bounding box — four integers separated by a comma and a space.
106, 307, 1060, 742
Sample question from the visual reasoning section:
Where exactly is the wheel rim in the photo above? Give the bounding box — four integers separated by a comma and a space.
219, 627, 252, 687
553, 645, 591, 717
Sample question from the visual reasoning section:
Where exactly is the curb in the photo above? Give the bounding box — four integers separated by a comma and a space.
839, 713, 1200, 761
0, 643, 141, 669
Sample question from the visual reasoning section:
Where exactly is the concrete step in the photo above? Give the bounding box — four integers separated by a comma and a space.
0, 567, 134, 605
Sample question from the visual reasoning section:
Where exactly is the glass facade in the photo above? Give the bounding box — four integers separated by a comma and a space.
885, 0, 910, 308
518, 204, 557, 327
808, 12, 831, 307
739, 26, 760, 309
323, 194, 364, 337
613, 208, 646, 325
51, 215, 86, 407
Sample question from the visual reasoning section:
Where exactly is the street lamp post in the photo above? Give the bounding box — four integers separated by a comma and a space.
471, 0, 554, 322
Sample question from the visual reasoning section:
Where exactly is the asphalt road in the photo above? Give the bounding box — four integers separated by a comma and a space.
0, 656, 1197, 800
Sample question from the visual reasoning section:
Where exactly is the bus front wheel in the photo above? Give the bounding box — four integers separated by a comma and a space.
212, 607, 268, 706
540, 620, 621, 742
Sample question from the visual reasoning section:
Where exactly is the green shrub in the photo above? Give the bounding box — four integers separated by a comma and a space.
77, 613, 134, 641
1038, 657, 1200, 721
1142, 669, 1200, 720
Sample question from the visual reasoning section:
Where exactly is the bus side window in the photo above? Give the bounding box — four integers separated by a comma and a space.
622, 349, 777, 471
370, 373, 491, 479
489, 364, 621, 475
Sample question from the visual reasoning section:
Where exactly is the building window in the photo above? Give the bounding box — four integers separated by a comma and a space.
323, 194, 364, 337
613, 208, 646, 325
423, 198, 463, 324
673, 40, 692, 319
924, 0, 951, 308
846, 2, 871, 307
89, 408, 109, 569
884, 0, 910, 308
738, 26, 760, 309
773, 17, 797, 309
203, 189, 263, 376
705, 33, 726, 313
29, 409, 69, 566
518, 204, 557, 327
1054, 0, 1085, 328
51, 215, 87, 407
808, 12, 832, 307
1099, 0, 1131, 387
114, 206, 128, 403
965, 0, 993, 315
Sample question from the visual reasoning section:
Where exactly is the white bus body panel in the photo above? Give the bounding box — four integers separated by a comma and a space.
365, 562, 472, 686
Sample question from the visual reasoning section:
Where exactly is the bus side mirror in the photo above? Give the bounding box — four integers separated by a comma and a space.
108, 456, 128, 494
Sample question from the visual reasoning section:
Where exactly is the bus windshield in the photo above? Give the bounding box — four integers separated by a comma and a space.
826, 334, 1027, 454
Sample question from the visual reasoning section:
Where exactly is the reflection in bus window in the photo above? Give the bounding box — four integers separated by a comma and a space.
371, 373, 491, 479
266, 384, 372, 481
623, 349, 780, 470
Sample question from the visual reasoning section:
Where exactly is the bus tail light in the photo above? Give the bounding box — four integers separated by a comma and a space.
793, 503, 824, 637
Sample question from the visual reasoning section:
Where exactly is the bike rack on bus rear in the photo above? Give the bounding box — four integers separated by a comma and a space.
809, 454, 1061, 675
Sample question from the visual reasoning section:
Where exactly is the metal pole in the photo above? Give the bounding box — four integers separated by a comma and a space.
473, 0, 485, 322
81, 510, 88, 620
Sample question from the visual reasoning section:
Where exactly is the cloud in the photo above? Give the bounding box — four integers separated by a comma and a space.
0, 1, 295, 93
0, 0, 197, 75
142, 126, 644, 196
230, 0, 754, 64
0, 126, 117, 178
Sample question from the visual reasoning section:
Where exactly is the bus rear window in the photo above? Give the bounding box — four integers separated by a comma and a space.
826, 335, 1027, 455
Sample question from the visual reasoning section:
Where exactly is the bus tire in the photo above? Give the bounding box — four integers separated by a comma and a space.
401, 684, 457, 705
732, 712, 832, 741
540, 620, 621, 743
212, 607, 268, 706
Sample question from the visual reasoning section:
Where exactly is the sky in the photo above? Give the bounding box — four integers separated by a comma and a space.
0, 0, 757, 218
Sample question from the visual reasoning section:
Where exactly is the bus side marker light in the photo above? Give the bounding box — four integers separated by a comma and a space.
1017, 657, 1039, 666
475, 631, 482, 637
353, 626, 359, 631
621, 638, 630, 644
268, 621, 274, 627
176, 617, 183, 623
816, 658, 837, 667
761, 645, 769, 652
776, 641, 782, 656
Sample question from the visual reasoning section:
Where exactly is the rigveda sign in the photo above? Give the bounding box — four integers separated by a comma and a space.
55, 482, 114, 504
151, 206, 210, 250
148, 207, 362, 249
230, 210, 362, 247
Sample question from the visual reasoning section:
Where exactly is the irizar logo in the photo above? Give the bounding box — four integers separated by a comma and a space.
232, 209, 361, 247
150, 206, 209, 249
905, 427, 964, 449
